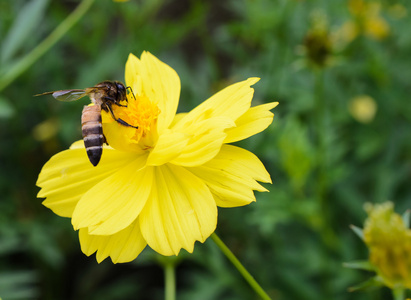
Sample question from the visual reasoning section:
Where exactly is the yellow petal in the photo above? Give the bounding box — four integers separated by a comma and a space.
37, 144, 136, 217
188, 145, 271, 207
170, 117, 235, 167
102, 119, 145, 153
125, 53, 143, 96
72, 154, 151, 235
139, 164, 217, 256
79, 220, 147, 263
69, 140, 85, 149
225, 102, 279, 143
146, 130, 189, 166
170, 112, 187, 128
173, 78, 259, 131
139, 52, 181, 134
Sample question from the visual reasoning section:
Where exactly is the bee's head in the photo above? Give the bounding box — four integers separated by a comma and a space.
115, 81, 127, 101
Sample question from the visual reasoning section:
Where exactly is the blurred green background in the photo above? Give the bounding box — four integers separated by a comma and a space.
1, 0, 411, 299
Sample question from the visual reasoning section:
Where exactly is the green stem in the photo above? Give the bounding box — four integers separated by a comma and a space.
0, 0, 95, 92
211, 233, 272, 300
314, 69, 337, 250
314, 69, 326, 202
393, 288, 405, 300
164, 260, 176, 300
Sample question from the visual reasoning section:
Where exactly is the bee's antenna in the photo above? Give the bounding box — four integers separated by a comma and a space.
126, 86, 136, 101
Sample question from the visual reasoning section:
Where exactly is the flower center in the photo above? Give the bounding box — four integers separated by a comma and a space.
113, 93, 160, 144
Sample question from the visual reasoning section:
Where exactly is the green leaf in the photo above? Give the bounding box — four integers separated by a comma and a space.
402, 210, 410, 228
1, 0, 49, 63
348, 276, 384, 292
0, 235, 21, 255
0, 96, 15, 119
350, 225, 364, 241
0, 271, 39, 299
343, 260, 375, 271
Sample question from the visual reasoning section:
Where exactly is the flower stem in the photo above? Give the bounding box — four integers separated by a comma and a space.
314, 69, 336, 249
314, 69, 325, 193
164, 259, 176, 300
393, 288, 405, 300
211, 233, 272, 300
0, 0, 95, 92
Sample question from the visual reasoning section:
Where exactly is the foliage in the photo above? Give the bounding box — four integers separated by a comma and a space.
0, 0, 410, 299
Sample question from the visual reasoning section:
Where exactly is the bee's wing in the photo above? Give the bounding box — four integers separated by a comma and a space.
34, 86, 107, 102
51, 90, 88, 102
34, 89, 88, 101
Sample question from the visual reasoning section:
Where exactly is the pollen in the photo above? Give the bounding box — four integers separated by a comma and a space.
113, 94, 160, 142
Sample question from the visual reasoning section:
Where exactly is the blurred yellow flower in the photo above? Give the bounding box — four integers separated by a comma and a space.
303, 29, 332, 67
348, 0, 389, 40
37, 51, 278, 263
300, 10, 334, 68
363, 202, 411, 289
334, 0, 390, 46
334, 21, 359, 46
348, 95, 377, 124
364, 15, 389, 40
32, 118, 59, 142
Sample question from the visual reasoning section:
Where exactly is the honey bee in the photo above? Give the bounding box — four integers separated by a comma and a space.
36, 81, 137, 166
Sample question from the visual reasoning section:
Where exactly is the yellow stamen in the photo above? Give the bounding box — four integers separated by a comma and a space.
112, 94, 160, 144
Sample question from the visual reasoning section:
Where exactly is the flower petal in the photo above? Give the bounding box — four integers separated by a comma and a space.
72, 154, 151, 235
69, 140, 85, 149
188, 145, 271, 207
79, 220, 147, 263
37, 144, 136, 217
146, 130, 189, 166
173, 78, 259, 131
139, 164, 217, 256
125, 53, 143, 96
102, 119, 145, 153
224, 102, 279, 143
170, 112, 188, 128
139, 51, 181, 134
170, 116, 235, 167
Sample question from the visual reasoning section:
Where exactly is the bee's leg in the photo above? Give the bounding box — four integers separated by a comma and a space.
116, 103, 128, 107
126, 86, 136, 101
105, 103, 139, 129
103, 134, 109, 145
103, 96, 127, 107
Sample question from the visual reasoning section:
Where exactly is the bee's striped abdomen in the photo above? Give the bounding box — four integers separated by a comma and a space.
81, 105, 104, 166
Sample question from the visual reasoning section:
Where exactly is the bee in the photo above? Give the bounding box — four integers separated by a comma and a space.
36, 81, 138, 167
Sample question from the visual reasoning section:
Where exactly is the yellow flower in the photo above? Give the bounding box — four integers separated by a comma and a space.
333, 20, 359, 46
364, 15, 389, 40
301, 10, 333, 68
363, 202, 411, 289
348, 95, 377, 124
348, 0, 389, 40
32, 118, 59, 141
37, 52, 278, 263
